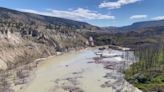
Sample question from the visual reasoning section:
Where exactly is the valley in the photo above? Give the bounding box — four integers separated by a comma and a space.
0, 6, 163, 92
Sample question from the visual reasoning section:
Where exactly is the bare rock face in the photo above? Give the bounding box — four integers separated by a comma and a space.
0, 59, 7, 70
0, 7, 93, 70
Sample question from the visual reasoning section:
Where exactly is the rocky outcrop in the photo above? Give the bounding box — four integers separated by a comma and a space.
0, 21, 88, 70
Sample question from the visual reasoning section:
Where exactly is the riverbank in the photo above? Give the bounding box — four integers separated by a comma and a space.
15, 47, 142, 92
17, 48, 86, 92
92, 48, 141, 92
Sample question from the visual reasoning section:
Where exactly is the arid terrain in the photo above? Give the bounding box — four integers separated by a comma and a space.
0, 5, 164, 92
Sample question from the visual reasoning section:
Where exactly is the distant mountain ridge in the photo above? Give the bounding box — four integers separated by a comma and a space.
1, 7, 164, 33
105, 20, 164, 32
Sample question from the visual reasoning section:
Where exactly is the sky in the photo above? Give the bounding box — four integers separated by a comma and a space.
0, 0, 164, 27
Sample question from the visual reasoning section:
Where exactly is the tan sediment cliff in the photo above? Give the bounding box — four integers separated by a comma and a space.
0, 20, 88, 70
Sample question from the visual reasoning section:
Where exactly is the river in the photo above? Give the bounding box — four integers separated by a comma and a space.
17, 48, 142, 92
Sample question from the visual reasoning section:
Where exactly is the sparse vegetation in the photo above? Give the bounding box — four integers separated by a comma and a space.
124, 43, 164, 92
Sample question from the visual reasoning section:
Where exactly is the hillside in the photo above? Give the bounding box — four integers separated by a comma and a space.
0, 7, 98, 29
0, 7, 101, 70
0, 7, 103, 92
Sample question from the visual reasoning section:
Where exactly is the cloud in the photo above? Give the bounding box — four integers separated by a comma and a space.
152, 16, 164, 20
99, 0, 141, 9
18, 8, 115, 21
130, 15, 147, 19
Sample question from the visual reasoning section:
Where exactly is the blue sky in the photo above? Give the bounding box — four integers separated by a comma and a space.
0, 0, 164, 27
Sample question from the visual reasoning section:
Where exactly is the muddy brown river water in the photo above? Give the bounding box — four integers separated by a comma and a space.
17, 48, 142, 92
